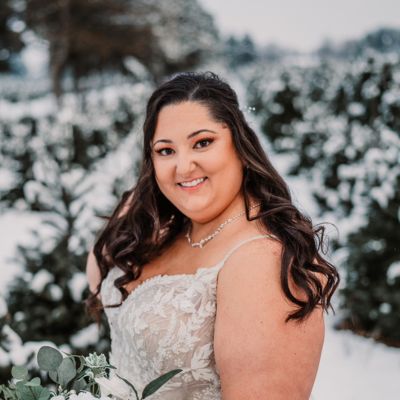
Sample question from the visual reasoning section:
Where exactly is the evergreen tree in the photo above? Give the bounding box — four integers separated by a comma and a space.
224, 34, 258, 68
244, 52, 400, 346
24, 0, 219, 96
0, 82, 148, 382
247, 68, 303, 147
0, 0, 24, 72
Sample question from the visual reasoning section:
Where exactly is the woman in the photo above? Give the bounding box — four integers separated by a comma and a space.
86, 71, 340, 399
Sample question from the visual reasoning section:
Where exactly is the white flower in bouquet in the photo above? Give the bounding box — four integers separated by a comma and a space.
69, 391, 110, 400
95, 376, 133, 399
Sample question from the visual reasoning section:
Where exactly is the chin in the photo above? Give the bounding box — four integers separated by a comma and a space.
179, 203, 211, 219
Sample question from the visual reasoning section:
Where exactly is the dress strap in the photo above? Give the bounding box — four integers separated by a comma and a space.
221, 233, 279, 266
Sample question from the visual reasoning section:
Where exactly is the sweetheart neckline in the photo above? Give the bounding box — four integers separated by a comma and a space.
113, 259, 225, 302
106, 233, 278, 303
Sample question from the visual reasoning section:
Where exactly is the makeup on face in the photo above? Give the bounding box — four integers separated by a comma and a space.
151, 101, 244, 220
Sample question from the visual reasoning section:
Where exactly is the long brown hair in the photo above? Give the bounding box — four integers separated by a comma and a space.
86, 71, 340, 323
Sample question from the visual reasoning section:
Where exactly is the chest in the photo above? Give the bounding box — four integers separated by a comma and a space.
123, 239, 225, 294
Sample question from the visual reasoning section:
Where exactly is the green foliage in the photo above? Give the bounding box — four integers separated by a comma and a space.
37, 347, 63, 372
0, 346, 182, 400
224, 34, 258, 68
141, 369, 183, 399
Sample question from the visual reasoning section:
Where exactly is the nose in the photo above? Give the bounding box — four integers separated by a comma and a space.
175, 151, 196, 177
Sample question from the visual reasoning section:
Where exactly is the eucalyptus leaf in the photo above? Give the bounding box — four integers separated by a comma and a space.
48, 371, 58, 384
57, 357, 76, 387
37, 346, 63, 372
37, 387, 51, 400
0, 384, 18, 400
31, 386, 51, 400
71, 378, 88, 392
15, 381, 35, 400
11, 366, 28, 381
142, 369, 182, 399
25, 377, 41, 387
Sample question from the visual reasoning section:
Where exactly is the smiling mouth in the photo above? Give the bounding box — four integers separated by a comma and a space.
178, 177, 208, 188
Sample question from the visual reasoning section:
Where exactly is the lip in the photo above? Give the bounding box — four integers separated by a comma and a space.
178, 176, 207, 184
177, 177, 208, 191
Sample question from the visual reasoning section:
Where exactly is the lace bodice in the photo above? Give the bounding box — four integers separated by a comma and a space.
100, 234, 277, 399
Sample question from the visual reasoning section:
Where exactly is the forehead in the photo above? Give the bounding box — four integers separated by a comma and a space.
153, 101, 223, 139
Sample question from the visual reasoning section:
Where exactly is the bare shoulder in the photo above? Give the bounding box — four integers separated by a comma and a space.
214, 236, 325, 399
217, 235, 283, 291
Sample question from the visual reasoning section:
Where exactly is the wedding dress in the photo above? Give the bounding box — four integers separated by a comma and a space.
100, 234, 278, 399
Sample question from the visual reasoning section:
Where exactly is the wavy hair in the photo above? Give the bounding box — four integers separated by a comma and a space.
86, 71, 340, 323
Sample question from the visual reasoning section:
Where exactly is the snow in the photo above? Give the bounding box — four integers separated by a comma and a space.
68, 272, 88, 302
0, 211, 47, 295
387, 261, 400, 282
0, 296, 7, 318
70, 324, 100, 349
31, 270, 53, 293
312, 314, 400, 400
48, 284, 63, 301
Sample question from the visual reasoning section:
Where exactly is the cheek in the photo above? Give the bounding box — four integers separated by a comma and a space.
211, 147, 244, 178
153, 160, 175, 193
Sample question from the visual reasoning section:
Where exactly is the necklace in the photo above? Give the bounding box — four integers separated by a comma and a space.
185, 203, 261, 248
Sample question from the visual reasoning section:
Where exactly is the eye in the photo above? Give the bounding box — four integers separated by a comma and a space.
155, 147, 174, 156
154, 138, 214, 156
194, 138, 214, 149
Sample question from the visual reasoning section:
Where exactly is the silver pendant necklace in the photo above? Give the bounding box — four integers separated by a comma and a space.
185, 203, 261, 248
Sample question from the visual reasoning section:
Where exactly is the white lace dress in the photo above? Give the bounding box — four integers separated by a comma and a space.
100, 234, 277, 400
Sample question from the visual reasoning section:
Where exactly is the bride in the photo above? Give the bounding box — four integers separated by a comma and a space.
85, 71, 340, 399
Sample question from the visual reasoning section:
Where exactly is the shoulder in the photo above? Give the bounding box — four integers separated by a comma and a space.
216, 234, 284, 312
214, 236, 325, 398
218, 234, 283, 284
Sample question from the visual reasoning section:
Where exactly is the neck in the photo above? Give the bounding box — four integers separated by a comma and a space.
187, 194, 257, 244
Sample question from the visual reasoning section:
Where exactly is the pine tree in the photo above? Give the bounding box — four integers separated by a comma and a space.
24, 0, 219, 96
224, 34, 258, 68
0, 0, 24, 72
0, 81, 148, 382
244, 51, 400, 346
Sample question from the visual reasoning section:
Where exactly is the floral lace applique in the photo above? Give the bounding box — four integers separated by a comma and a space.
100, 234, 277, 399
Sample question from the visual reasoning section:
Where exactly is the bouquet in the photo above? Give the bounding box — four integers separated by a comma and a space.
0, 346, 182, 400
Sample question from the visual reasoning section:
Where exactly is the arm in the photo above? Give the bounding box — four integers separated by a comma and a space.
86, 191, 135, 296
214, 238, 324, 400
86, 248, 101, 296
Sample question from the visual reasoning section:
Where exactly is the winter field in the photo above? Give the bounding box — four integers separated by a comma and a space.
1, 140, 400, 399
1, 48, 400, 398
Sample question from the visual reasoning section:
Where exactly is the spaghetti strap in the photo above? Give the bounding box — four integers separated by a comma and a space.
221, 233, 279, 266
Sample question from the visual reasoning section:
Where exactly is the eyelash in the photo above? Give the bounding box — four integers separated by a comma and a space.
154, 138, 214, 156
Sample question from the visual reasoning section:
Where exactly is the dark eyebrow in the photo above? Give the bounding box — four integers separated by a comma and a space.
152, 129, 217, 146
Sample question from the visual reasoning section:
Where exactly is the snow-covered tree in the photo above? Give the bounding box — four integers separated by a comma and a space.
223, 34, 258, 68
0, 0, 24, 73
0, 81, 149, 382
244, 53, 400, 346
24, 0, 219, 96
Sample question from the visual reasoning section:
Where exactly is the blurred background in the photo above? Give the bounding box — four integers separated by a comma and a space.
0, 0, 399, 398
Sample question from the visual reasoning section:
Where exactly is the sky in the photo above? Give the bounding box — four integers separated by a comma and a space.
198, 0, 400, 52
